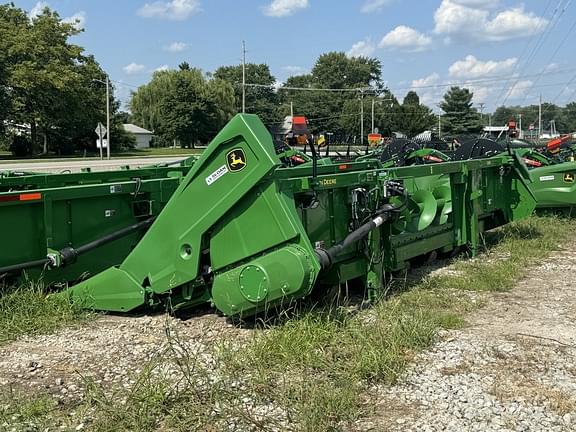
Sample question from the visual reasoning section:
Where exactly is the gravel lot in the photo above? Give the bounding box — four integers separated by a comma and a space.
356, 248, 576, 432
1, 249, 576, 431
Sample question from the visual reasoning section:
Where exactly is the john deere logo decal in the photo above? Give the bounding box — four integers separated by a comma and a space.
226, 149, 247, 172
564, 173, 575, 183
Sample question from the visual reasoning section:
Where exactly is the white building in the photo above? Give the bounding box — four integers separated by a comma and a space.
122, 124, 153, 149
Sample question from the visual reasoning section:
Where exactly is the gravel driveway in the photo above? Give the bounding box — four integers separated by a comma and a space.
356, 248, 576, 432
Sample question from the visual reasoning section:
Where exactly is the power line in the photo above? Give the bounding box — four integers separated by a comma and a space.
246, 83, 372, 93
492, 0, 556, 107
242, 67, 576, 94
517, 2, 576, 106
498, 0, 572, 107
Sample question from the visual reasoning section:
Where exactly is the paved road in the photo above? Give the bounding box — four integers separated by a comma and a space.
0, 156, 191, 173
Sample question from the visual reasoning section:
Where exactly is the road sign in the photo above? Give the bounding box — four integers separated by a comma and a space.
95, 122, 107, 138
96, 139, 108, 149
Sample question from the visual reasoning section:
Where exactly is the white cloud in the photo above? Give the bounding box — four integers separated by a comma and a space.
30, 2, 86, 30
361, 0, 393, 13
123, 63, 146, 75
434, 1, 489, 36
347, 39, 376, 57
434, 0, 548, 42
263, 0, 308, 17
62, 12, 86, 30
379, 26, 432, 52
450, 0, 499, 8
164, 42, 188, 52
138, 0, 201, 20
506, 80, 533, 99
466, 84, 492, 103
484, 8, 548, 41
408, 72, 493, 105
411, 73, 440, 89
282, 65, 307, 75
543, 63, 559, 72
154, 65, 170, 72
29, 1, 48, 19
410, 73, 441, 106
448, 55, 517, 79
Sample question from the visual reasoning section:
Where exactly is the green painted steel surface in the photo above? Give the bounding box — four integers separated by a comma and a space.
528, 163, 576, 211
0, 165, 192, 283
0, 114, 539, 317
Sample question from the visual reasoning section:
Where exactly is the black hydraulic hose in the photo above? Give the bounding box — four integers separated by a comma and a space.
316, 213, 389, 270
74, 217, 155, 256
0, 217, 156, 275
0, 258, 49, 274
308, 139, 319, 180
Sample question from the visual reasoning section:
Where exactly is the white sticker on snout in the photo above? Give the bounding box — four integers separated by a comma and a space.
539, 175, 555, 181
205, 165, 229, 185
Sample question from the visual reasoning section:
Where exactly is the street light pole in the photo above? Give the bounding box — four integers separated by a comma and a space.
242, 40, 246, 113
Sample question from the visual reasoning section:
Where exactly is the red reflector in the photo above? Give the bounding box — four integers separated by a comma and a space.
523, 158, 543, 167
0, 195, 19, 203
424, 155, 444, 163
20, 192, 42, 201
338, 164, 348, 170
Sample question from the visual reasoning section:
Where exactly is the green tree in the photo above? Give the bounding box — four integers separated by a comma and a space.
395, 91, 435, 137
311, 52, 382, 89
130, 68, 235, 148
0, 48, 9, 136
278, 52, 387, 140
0, 3, 111, 155
561, 102, 576, 132
492, 106, 517, 127
440, 87, 482, 136
214, 63, 280, 126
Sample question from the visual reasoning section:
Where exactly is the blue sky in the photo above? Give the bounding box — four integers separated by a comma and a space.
16, 0, 576, 112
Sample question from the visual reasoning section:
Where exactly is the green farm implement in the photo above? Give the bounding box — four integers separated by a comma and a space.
372, 136, 576, 215
0, 115, 538, 317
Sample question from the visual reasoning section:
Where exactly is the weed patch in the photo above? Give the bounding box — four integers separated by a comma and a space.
0, 280, 86, 344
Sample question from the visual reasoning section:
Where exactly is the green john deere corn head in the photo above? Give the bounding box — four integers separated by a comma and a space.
0, 115, 538, 317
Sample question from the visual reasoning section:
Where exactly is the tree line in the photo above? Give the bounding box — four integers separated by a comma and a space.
2, 2, 576, 157
0, 3, 133, 156
492, 103, 576, 135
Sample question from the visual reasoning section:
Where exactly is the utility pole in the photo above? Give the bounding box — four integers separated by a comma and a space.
478, 102, 485, 125
360, 89, 364, 146
519, 113, 522, 138
438, 114, 441, 138
538, 94, 542, 139
242, 40, 246, 113
290, 101, 294, 118
371, 98, 375, 133
106, 76, 110, 160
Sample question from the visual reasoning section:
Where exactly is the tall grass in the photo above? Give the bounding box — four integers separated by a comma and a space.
0, 279, 85, 344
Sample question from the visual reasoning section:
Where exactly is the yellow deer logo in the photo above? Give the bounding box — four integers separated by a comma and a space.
226, 149, 247, 172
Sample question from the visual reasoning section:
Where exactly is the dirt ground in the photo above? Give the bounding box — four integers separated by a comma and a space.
2, 248, 576, 431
